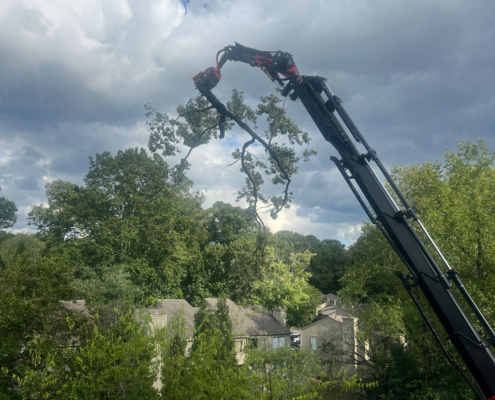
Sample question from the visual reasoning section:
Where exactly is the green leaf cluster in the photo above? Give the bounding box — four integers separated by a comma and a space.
147, 90, 317, 224
340, 139, 495, 399
0, 188, 17, 229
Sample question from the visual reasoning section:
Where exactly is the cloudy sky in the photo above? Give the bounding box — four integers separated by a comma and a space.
1, 0, 494, 244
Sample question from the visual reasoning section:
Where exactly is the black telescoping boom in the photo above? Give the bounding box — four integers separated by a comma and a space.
193, 43, 495, 399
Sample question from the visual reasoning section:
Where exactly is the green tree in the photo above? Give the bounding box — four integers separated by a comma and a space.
19, 312, 160, 399
274, 231, 313, 256
75, 263, 142, 327
29, 148, 209, 305
309, 239, 348, 294
205, 201, 257, 245
0, 253, 80, 399
250, 247, 321, 327
203, 233, 265, 302
340, 139, 495, 399
274, 231, 348, 294
0, 189, 17, 230
0, 233, 45, 266
191, 298, 236, 364
161, 299, 252, 400
391, 139, 495, 319
246, 346, 327, 400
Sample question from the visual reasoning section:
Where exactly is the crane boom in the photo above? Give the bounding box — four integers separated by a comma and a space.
193, 42, 495, 399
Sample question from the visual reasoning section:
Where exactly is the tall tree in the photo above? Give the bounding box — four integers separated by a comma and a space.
340, 139, 495, 399
391, 139, 495, 307
19, 312, 160, 399
250, 247, 321, 327
191, 298, 236, 364
309, 238, 348, 294
29, 148, 209, 305
0, 253, 81, 399
246, 346, 327, 399
202, 232, 266, 302
163, 298, 249, 400
274, 231, 348, 294
0, 189, 17, 229
205, 201, 257, 246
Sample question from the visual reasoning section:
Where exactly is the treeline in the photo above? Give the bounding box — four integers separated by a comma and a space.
0, 147, 353, 399
3, 147, 349, 326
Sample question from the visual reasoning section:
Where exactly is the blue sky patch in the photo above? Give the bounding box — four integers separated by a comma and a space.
181, 0, 191, 13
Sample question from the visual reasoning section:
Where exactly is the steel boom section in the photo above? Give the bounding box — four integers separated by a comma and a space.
291, 76, 495, 398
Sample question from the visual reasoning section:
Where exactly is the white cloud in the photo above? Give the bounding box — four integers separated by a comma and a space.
264, 204, 362, 244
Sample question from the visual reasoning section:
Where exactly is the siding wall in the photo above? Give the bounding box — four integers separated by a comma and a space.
300, 317, 360, 375
253, 335, 291, 352
301, 317, 344, 360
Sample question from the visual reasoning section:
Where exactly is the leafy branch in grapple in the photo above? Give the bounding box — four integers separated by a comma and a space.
146, 89, 316, 228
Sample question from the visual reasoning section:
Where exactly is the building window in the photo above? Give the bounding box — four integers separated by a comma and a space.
272, 337, 286, 349
311, 336, 317, 351
151, 313, 167, 329
250, 338, 258, 348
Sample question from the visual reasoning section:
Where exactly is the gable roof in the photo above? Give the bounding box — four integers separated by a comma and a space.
137, 298, 291, 339
204, 298, 291, 337
300, 314, 346, 331
137, 299, 199, 337
318, 304, 349, 317
60, 300, 90, 317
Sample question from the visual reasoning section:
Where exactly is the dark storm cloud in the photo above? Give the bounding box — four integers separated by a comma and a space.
0, 146, 49, 226
1, 0, 494, 241
0, 63, 139, 129
16, 176, 39, 191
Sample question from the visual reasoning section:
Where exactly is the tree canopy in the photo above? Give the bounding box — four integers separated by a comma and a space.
340, 139, 495, 399
0, 189, 17, 229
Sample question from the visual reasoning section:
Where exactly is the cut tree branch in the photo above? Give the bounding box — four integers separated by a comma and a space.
171, 123, 218, 185
198, 88, 292, 218
172, 105, 215, 124
240, 137, 264, 229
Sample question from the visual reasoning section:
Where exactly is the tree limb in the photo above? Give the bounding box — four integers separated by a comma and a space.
198, 88, 292, 217
171, 105, 215, 124
240, 137, 264, 230
171, 123, 218, 185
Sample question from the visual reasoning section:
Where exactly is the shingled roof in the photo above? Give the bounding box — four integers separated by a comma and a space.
137, 299, 199, 337
137, 298, 290, 339
318, 304, 349, 318
324, 293, 341, 301
60, 300, 91, 317
204, 298, 291, 337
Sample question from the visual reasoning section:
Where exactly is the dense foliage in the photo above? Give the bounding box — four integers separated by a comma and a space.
23, 146, 340, 327
0, 138, 346, 397
340, 139, 495, 399
0, 188, 17, 229
1, 85, 492, 399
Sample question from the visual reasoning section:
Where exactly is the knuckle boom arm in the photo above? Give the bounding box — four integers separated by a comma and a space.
193, 43, 495, 400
